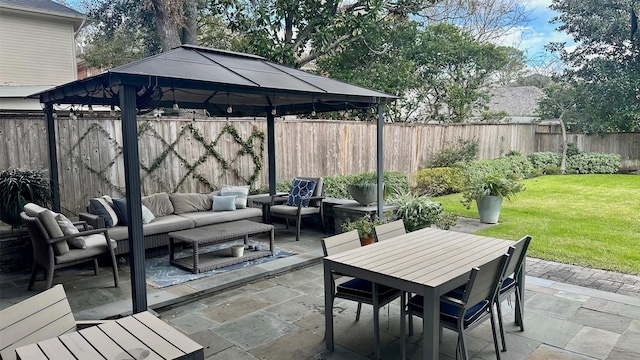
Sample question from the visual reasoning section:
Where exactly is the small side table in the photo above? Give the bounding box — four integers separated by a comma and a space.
249, 193, 287, 223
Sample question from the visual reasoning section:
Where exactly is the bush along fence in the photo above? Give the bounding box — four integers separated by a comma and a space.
1, 114, 637, 216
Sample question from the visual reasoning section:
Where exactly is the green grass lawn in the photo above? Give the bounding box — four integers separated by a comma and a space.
435, 174, 640, 274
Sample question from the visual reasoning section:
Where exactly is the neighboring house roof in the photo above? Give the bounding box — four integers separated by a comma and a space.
0, 0, 84, 31
484, 86, 544, 117
0, 0, 82, 17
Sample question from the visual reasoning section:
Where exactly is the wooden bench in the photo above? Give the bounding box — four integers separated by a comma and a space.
1, 285, 204, 360
0, 285, 83, 360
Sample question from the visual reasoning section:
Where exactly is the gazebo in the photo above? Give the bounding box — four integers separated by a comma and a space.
31, 45, 396, 313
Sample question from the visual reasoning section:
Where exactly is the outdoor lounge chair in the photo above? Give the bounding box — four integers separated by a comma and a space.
496, 235, 532, 351
20, 204, 119, 290
407, 253, 510, 360
0, 285, 104, 360
374, 219, 406, 242
322, 230, 402, 360
270, 176, 325, 241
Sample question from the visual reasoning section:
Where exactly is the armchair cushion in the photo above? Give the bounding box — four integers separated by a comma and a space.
270, 204, 320, 216
55, 213, 86, 249
38, 210, 69, 255
54, 234, 116, 264
89, 198, 119, 228
286, 178, 317, 207
221, 185, 250, 209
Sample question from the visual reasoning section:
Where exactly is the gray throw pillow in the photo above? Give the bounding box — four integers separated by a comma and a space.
211, 195, 237, 212
55, 213, 86, 249
221, 185, 250, 209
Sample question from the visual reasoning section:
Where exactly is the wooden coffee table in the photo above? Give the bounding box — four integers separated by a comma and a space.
168, 220, 275, 274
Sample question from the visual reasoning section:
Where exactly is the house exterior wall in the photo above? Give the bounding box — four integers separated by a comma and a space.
0, 8, 77, 86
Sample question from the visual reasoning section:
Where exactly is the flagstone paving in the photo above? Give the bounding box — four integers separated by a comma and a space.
1, 218, 639, 359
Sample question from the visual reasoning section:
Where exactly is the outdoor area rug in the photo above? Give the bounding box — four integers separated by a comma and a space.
123, 240, 295, 288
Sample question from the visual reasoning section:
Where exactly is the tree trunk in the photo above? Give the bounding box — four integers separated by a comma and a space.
183, 0, 198, 45
559, 113, 567, 174
152, 0, 182, 51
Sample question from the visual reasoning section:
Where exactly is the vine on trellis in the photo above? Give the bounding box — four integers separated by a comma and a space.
70, 121, 265, 194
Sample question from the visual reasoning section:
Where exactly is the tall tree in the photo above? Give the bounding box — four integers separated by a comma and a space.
82, 0, 161, 69
536, 83, 582, 173
419, 0, 531, 42
318, 22, 520, 122
215, 0, 431, 68
549, 0, 640, 133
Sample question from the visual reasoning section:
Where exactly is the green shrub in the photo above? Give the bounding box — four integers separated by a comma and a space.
389, 192, 457, 231
428, 138, 479, 168
322, 171, 409, 199
566, 143, 581, 158
543, 165, 561, 175
567, 153, 621, 174
527, 152, 561, 171
250, 180, 296, 195
414, 167, 465, 196
457, 155, 532, 183
0, 168, 52, 227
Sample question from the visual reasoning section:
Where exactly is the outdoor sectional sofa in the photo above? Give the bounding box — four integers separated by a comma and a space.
80, 191, 262, 256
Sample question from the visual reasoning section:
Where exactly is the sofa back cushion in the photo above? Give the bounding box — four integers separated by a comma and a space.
141, 192, 174, 217
169, 193, 213, 214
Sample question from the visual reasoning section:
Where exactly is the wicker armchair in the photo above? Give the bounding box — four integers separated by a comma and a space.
20, 205, 119, 290
270, 176, 325, 241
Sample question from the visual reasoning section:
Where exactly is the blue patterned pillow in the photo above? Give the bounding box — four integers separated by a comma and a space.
286, 178, 317, 207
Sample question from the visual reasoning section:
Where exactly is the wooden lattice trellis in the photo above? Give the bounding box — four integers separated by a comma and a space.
70, 121, 265, 195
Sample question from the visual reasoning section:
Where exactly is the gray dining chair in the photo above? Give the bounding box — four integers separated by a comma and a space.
322, 230, 402, 360
374, 219, 406, 242
407, 253, 510, 360
496, 235, 533, 351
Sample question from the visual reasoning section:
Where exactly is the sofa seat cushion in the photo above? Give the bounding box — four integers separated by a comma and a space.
54, 234, 116, 264
178, 207, 262, 227
107, 215, 195, 240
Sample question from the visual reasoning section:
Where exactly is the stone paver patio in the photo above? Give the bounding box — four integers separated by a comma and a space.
1, 218, 639, 359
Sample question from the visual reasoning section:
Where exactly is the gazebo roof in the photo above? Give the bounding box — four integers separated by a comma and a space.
32, 45, 395, 116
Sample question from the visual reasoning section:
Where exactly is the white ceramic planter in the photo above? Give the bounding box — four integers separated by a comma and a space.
476, 195, 503, 224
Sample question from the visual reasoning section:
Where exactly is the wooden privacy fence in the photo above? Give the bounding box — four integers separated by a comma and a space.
1, 115, 638, 216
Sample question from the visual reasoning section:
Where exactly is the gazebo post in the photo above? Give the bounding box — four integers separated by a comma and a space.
376, 101, 385, 218
120, 84, 148, 313
267, 109, 276, 195
44, 103, 60, 212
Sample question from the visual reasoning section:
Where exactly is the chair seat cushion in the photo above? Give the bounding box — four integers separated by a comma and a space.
500, 277, 516, 294
337, 278, 400, 302
54, 234, 116, 264
408, 295, 490, 328
270, 204, 320, 216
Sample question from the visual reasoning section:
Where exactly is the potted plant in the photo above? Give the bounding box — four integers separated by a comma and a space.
341, 214, 386, 246
347, 172, 387, 206
0, 168, 52, 228
389, 192, 457, 231
461, 174, 524, 224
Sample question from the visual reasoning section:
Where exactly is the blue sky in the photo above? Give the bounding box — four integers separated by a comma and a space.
496, 0, 575, 65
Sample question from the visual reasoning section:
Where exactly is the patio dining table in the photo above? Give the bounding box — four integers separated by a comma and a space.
323, 227, 516, 360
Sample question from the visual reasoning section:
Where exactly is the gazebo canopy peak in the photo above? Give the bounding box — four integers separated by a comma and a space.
31, 45, 396, 117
